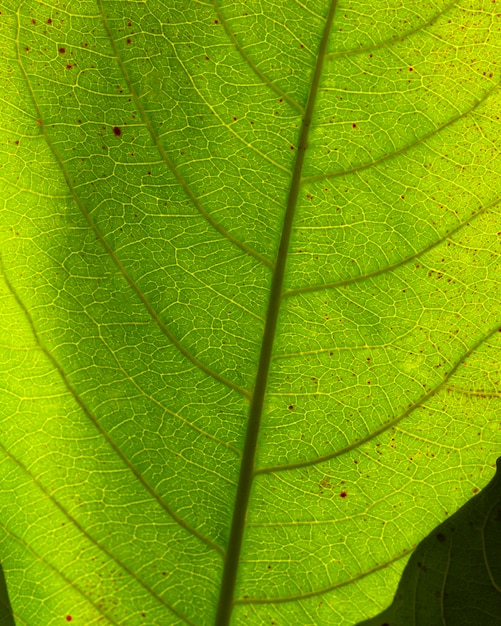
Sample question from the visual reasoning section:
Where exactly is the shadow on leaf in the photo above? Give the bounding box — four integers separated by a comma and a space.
0, 563, 15, 626
357, 457, 501, 626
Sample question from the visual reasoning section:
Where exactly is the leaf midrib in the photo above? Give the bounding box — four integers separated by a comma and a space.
214, 2, 339, 623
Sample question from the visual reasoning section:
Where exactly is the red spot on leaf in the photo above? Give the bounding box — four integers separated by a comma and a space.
66, 64, 73, 69
47, 18, 52, 24
127, 38, 131, 45
66, 617, 73, 623
288, 405, 294, 410
340, 492, 347, 498
31, 18, 37, 25
409, 66, 413, 71
113, 126, 122, 136
214, 19, 219, 24
59, 47, 65, 54
352, 123, 357, 128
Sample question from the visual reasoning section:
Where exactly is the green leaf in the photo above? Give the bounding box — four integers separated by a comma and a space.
358, 457, 501, 626
0, 1, 500, 624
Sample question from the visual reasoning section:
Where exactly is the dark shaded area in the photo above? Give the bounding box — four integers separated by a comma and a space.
0, 564, 16, 626
357, 457, 501, 626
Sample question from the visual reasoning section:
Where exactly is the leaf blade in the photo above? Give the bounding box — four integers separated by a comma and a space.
0, 0, 500, 624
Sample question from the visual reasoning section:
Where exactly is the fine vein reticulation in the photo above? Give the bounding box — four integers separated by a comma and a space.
2, 0, 500, 624
15, 9, 251, 402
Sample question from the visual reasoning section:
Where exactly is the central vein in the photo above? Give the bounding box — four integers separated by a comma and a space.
214, 2, 339, 623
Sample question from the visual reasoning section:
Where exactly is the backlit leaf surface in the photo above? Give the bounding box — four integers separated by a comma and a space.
0, 0, 500, 624
359, 457, 501, 626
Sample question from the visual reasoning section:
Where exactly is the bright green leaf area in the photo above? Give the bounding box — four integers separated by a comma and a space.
0, 0, 500, 624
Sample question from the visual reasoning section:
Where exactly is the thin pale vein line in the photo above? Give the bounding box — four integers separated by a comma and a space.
161, 30, 292, 178
283, 195, 500, 298
0, 177, 72, 198
0, 450, 195, 625
15, 17, 250, 400
234, 547, 411, 604
481, 493, 501, 593
212, 0, 304, 114
255, 322, 501, 475
326, 0, 458, 59
294, 0, 324, 20
301, 78, 500, 185
1, 254, 225, 558
98, 0, 274, 270
101, 331, 241, 454
214, 2, 339, 623
446, 385, 501, 399
273, 343, 390, 360
0, 520, 123, 626
440, 539, 452, 624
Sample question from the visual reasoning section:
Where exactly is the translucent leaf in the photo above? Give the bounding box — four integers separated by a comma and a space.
358, 458, 501, 626
0, 0, 500, 624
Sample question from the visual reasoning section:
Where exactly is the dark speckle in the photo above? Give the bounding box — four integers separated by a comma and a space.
113, 126, 122, 137
288, 405, 294, 410
127, 38, 131, 45
436, 532, 446, 543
